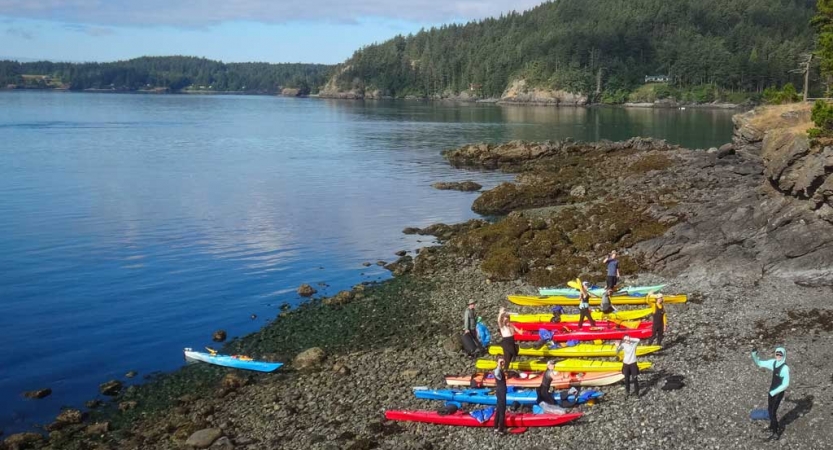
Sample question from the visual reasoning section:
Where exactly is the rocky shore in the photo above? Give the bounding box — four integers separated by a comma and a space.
6, 104, 833, 450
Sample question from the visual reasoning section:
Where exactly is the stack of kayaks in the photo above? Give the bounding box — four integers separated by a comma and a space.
383, 283, 685, 431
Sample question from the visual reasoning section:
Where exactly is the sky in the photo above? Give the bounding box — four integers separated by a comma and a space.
0, 0, 544, 64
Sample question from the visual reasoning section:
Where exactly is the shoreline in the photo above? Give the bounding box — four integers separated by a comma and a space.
7, 108, 833, 450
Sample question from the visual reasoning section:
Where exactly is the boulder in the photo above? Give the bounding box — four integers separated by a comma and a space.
185, 428, 224, 449
84, 422, 110, 436
402, 227, 420, 234
384, 256, 414, 276
293, 347, 326, 369
210, 436, 235, 450
717, 143, 735, 158
431, 181, 482, 191
297, 284, 317, 297
395, 250, 407, 257
323, 290, 354, 306
707, 147, 718, 154
3, 432, 43, 449
212, 330, 227, 342
99, 380, 122, 396
569, 185, 586, 197
221, 373, 246, 391
125, 371, 138, 378
22, 388, 51, 399
55, 409, 84, 425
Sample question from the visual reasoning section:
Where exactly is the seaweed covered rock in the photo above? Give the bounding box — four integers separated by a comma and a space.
431, 181, 482, 191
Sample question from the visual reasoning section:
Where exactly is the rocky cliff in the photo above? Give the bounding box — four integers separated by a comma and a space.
499, 79, 588, 106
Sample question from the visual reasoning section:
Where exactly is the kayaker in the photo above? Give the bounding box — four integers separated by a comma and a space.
577, 282, 596, 328
476, 316, 491, 347
498, 307, 520, 367
603, 250, 620, 290
494, 357, 508, 434
752, 347, 790, 440
647, 293, 667, 346
616, 334, 640, 397
536, 360, 557, 406
600, 288, 615, 315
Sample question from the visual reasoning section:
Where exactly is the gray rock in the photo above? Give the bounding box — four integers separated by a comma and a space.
707, 147, 718, 154
99, 380, 122, 396
212, 330, 227, 342
570, 185, 586, 197
297, 284, 317, 297
210, 436, 235, 450
717, 143, 735, 158
84, 421, 110, 436
186, 428, 224, 449
23, 388, 51, 399
293, 347, 326, 369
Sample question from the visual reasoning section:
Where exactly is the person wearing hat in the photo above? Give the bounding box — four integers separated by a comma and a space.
461, 300, 482, 356
647, 293, 667, 346
577, 281, 596, 328
752, 347, 790, 440
603, 250, 620, 290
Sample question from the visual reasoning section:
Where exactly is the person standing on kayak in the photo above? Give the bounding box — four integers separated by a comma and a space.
498, 307, 520, 367
494, 357, 508, 434
647, 294, 667, 346
577, 282, 596, 328
603, 250, 620, 290
752, 347, 790, 440
616, 334, 640, 397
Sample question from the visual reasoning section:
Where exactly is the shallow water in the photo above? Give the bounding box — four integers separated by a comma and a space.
0, 92, 735, 432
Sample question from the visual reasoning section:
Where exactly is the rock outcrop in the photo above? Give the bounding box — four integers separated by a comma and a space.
499, 79, 588, 106
431, 181, 482, 191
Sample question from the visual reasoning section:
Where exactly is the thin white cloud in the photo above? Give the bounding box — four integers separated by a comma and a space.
0, 0, 545, 27
62, 23, 115, 36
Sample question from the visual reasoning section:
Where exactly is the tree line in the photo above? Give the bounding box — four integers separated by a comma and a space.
332, 0, 818, 101
0, 56, 333, 94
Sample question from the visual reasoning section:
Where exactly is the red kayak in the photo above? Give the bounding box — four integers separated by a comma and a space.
513, 321, 653, 332
385, 410, 582, 427
514, 326, 653, 342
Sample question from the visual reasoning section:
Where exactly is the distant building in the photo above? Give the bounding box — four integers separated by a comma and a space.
645, 75, 670, 83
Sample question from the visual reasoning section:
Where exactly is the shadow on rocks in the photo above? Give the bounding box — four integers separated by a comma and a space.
780, 395, 814, 430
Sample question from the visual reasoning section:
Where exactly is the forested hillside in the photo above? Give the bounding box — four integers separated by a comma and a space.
330, 0, 817, 102
0, 56, 333, 94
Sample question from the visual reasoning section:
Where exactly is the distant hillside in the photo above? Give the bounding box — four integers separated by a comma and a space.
0, 56, 334, 94
324, 0, 817, 103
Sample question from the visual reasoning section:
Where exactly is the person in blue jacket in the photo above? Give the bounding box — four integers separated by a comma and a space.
475, 316, 491, 347
752, 346, 790, 440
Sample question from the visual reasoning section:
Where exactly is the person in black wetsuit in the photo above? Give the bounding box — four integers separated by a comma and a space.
494, 357, 508, 434
498, 307, 520, 368
536, 360, 557, 406
577, 282, 596, 328
647, 294, 667, 346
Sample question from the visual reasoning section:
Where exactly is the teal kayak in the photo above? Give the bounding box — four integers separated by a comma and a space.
414, 387, 602, 406
538, 284, 666, 297
184, 348, 283, 372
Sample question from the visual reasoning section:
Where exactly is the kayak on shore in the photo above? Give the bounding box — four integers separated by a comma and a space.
384, 409, 583, 427
508, 293, 687, 307
183, 348, 283, 373
490, 343, 661, 358
513, 325, 654, 342
444, 371, 624, 388
512, 320, 652, 332
476, 358, 652, 373
414, 387, 603, 406
509, 308, 653, 323
538, 284, 666, 297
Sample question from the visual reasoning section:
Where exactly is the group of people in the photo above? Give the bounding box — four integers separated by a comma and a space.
461, 249, 791, 438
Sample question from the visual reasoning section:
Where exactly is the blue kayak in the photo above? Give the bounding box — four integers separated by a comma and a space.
538, 284, 666, 297
413, 387, 602, 406
184, 348, 283, 372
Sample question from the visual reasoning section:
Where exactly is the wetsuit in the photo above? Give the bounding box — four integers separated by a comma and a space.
649, 303, 666, 345
499, 323, 518, 368
578, 292, 596, 327
752, 348, 790, 435
494, 366, 507, 432
617, 338, 640, 396
536, 369, 556, 405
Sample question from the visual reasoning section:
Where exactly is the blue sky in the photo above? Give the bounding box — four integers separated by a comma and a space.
0, 0, 543, 64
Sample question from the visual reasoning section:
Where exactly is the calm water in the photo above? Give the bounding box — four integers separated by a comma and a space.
0, 92, 735, 432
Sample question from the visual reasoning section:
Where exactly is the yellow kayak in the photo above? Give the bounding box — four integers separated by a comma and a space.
510, 308, 653, 323
489, 343, 662, 358
476, 358, 652, 373
508, 294, 687, 307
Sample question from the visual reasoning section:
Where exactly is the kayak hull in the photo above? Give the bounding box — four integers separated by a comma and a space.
476, 358, 652, 373
490, 343, 661, 358
513, 326, 654, 342
445, 371, 624, 388
508, 294, 687, 307
183, 350, 283, 373
512, 320, 652, 332
510, 308, 653, 323
414, 388, 603, 406
538, 284, 666, 297
385, 410, 582, 427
